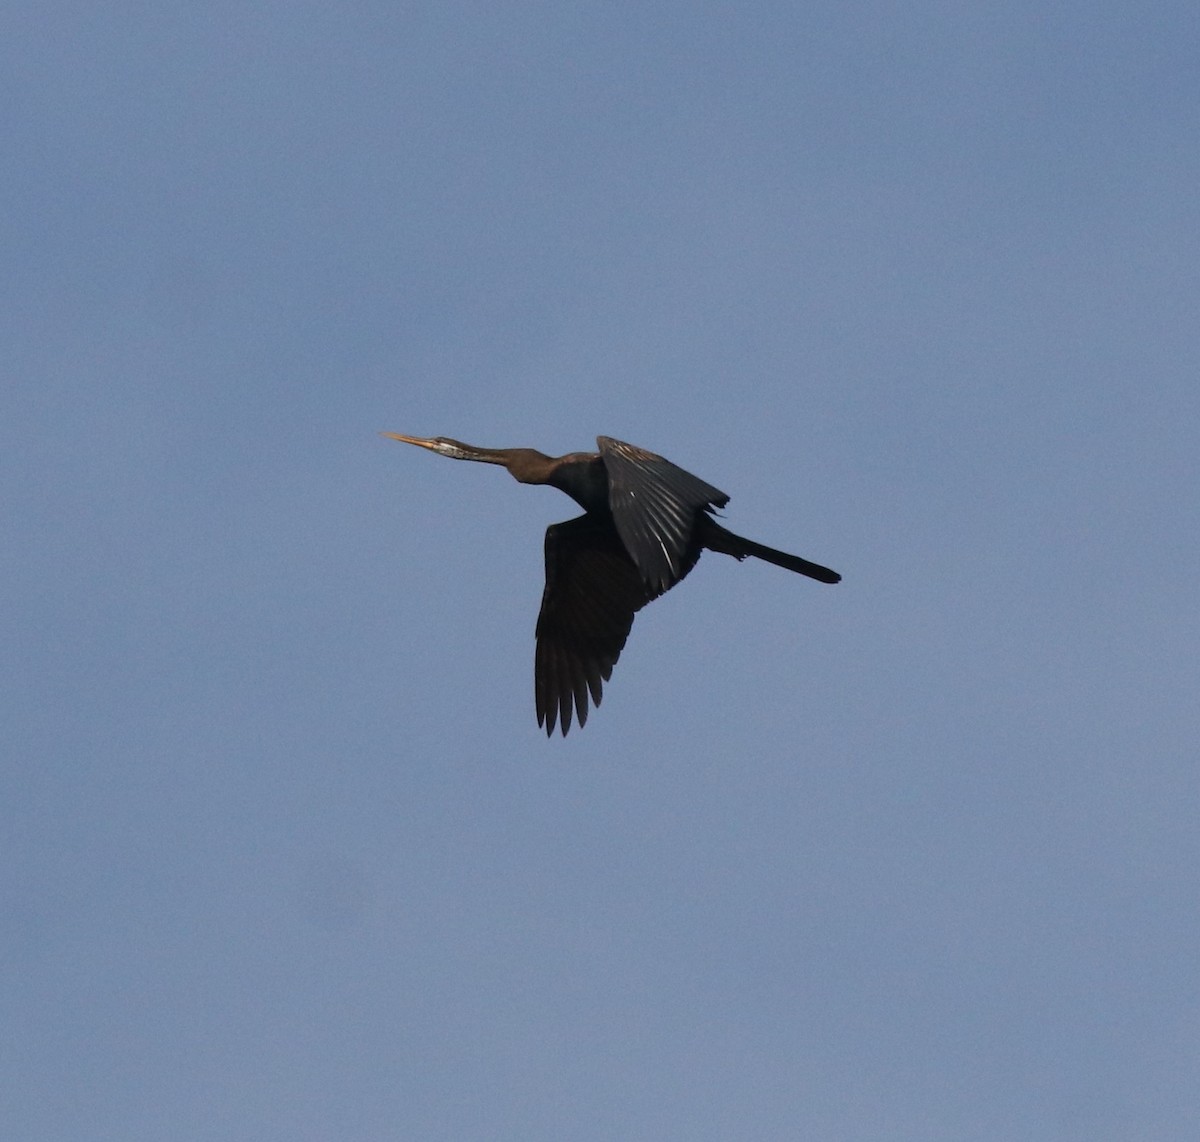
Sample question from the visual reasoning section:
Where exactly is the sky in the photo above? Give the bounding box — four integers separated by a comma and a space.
3, 2, 1198, 1139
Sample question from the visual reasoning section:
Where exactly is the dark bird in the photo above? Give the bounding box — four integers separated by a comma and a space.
383, 433, 840, 736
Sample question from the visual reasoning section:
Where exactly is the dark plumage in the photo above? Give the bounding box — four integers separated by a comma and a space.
384, 433, 840, 735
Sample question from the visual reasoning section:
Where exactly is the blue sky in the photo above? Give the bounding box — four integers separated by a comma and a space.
4, 3, 1198, 1139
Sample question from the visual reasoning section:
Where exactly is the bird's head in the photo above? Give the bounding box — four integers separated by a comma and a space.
380, 433, 480, 461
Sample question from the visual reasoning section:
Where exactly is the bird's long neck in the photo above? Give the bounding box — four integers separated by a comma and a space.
494, 448, 563, 485
496, 448, 607, 508
430, 441, 559, 480
414, 438, 608, 512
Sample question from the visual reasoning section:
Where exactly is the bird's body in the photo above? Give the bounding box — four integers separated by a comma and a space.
384, 433, 840, 735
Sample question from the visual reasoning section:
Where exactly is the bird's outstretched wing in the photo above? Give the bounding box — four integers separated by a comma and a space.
597, 436, 729, 593
536, 513, 660, 736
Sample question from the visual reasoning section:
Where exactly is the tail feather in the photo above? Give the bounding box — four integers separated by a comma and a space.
701, 519, 841, 584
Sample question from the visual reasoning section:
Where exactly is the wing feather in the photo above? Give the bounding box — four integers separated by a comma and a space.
535, 514, 658, 736
597, 436, 729, 592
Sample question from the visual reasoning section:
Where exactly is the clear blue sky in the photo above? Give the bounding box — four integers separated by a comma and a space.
4, 3, 1198, 1139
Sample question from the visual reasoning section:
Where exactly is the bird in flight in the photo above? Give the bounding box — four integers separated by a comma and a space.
384, 433, 840, 736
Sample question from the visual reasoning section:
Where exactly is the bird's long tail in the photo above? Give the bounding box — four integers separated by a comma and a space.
701, 519, 841, 584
